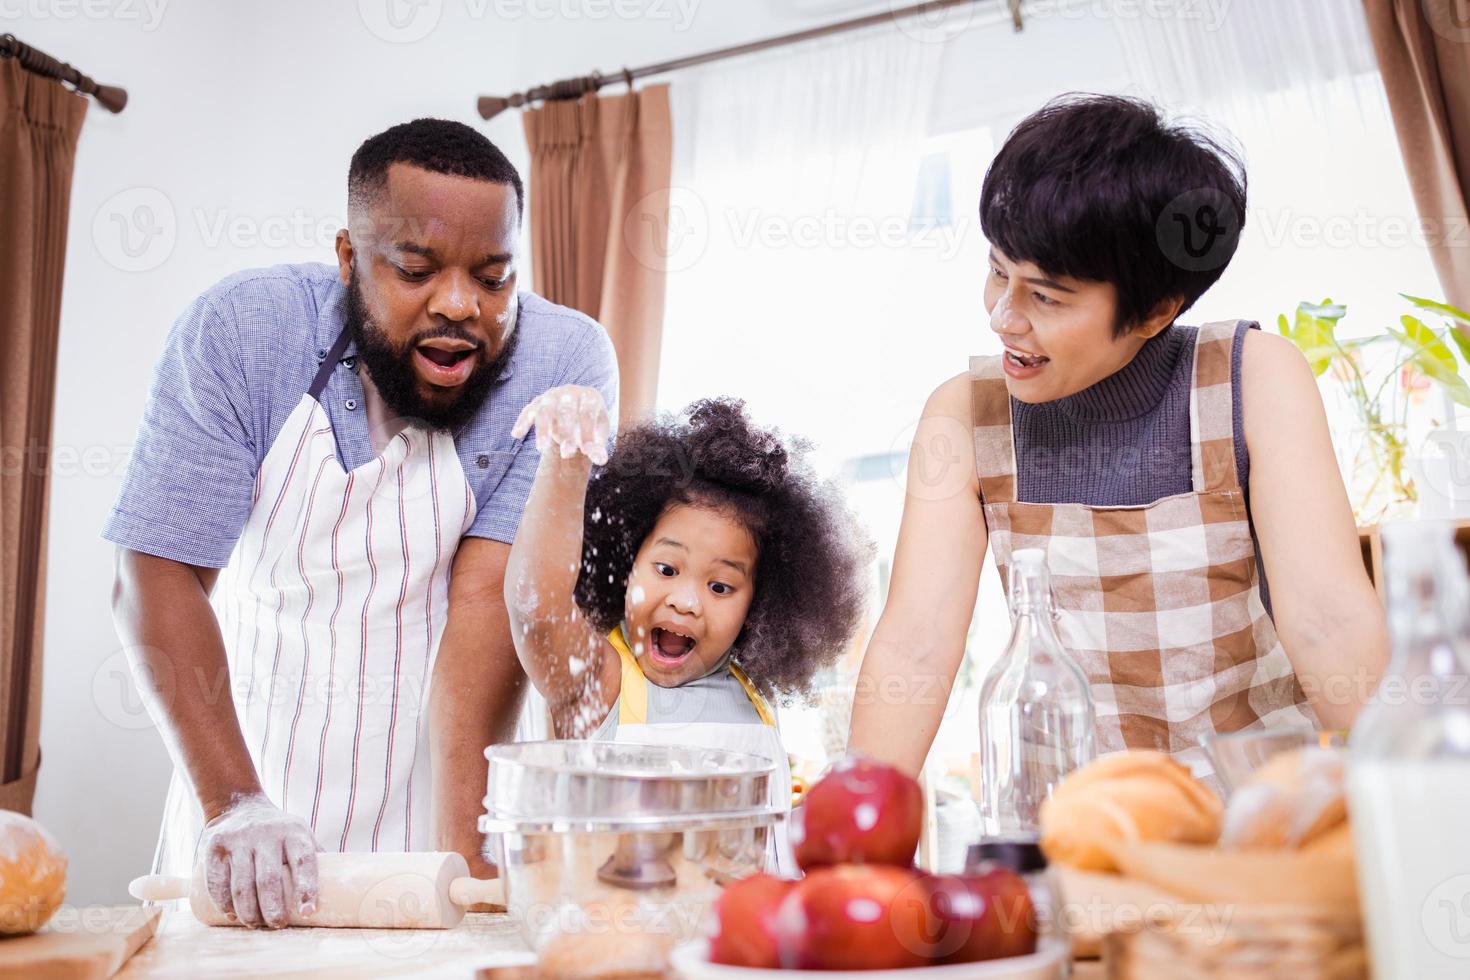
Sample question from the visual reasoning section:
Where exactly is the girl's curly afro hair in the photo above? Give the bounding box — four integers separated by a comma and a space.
573, 398, 871, 700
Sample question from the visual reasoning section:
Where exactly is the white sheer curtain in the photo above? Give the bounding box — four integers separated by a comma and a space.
659, 26, 946, 466
1105, 0, 1440, 331
657, 22, 953, 794
1108, 0, 1463, 514
671, 24, 944, 222
1109, 0, 1378, 112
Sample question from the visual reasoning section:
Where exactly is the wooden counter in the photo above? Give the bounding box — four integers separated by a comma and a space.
114, 910, 535, 979
114, 908, 1100, 978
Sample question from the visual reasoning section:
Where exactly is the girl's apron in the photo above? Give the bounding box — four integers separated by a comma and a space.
970, 320, 1319, 781
152, 324, 475, 876
601, 627, 795, 875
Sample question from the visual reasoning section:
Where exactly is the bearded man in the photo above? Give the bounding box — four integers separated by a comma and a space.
106, 118, 617, 926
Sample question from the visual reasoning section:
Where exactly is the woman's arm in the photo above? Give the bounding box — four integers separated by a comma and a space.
847, 372, 989, 777
1241, 330, 1389, 729
505, 386, 622, 735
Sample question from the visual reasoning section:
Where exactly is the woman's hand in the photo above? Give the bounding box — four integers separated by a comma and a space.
512, 385, 611, 465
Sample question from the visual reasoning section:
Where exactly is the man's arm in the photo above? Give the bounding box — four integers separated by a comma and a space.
847, 373, 989, 776
429, 537, 527, 879
111, 548, 319, 927
1242, 330, 1389, 729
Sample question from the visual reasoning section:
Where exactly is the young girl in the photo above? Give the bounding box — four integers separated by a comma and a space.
506, 387, 868, 859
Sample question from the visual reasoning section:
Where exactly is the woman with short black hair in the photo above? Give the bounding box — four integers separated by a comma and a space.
847, 94, 1387, 781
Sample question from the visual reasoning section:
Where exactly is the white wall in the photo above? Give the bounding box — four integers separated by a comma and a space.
14, 0, 988, 907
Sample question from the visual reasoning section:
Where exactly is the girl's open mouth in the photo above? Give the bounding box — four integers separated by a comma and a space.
648, 627, 697, 668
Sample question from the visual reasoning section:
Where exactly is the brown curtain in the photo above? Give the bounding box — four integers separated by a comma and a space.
0, 59, 87, 813
1365, 0, 1470, 312
522, 85, 673, 425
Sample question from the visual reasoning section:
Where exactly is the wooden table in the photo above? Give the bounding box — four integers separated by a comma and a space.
115, 909, 1100, 978
114, 910, 536, 979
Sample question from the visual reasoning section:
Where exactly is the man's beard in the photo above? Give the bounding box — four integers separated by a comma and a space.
344, 273, 518, 432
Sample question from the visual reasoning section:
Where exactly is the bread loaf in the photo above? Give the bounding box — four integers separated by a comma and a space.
1219, 747, 1347, 849
0, 811, 66, 935
1039, 750, 1222, 871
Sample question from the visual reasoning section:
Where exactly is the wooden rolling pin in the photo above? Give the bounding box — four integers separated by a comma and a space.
128, 851, 504, 929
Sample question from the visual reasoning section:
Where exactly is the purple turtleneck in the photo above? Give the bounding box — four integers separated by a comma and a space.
1011, 321, 1271, 615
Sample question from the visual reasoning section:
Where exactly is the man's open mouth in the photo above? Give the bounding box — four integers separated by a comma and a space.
649, 627, 697, 665
416, 341, 477, 368
412, 339, 481, 386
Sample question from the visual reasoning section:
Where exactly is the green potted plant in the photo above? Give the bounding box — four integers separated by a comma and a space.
1277, 296, 1470, 525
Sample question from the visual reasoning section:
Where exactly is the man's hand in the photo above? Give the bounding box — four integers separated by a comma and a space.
512, 385, 611, 464
200, 793, 320, 929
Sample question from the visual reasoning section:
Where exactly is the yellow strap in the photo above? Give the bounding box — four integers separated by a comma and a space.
729, 663, 777, 728
606, 627, 775, 728
607, 626, 647, 726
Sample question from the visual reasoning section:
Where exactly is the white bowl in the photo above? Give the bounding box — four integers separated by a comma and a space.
668, 936, 1070, 980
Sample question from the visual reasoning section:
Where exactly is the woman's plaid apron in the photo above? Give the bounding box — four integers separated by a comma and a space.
971, 321, 1318, 778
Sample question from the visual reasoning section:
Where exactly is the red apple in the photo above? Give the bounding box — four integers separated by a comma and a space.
793, 756, 923, 871
775, 864, 934, 971
708, 873, 794, 968
923, 867, 1038, 964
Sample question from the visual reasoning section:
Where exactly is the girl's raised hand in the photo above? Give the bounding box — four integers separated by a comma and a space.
512, 385, 611, 465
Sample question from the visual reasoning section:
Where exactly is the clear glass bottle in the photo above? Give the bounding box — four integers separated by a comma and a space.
979, 548, 1096, 838
1349, 521, 1470, 979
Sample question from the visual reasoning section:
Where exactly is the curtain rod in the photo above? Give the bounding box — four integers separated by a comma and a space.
0, 34, 127, 113
477, 0, 1018, 121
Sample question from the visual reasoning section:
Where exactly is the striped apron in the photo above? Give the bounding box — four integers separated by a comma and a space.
598, 627, 795, 874
152, 324, 475, 876
971, 320, 1319, 780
